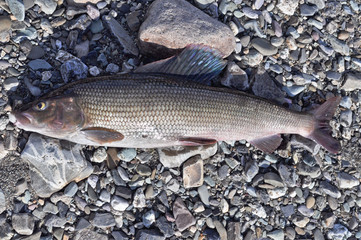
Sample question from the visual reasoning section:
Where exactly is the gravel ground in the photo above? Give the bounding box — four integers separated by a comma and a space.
0, 0, 361, 239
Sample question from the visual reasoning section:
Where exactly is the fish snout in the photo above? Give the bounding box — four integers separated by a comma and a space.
11, 112, 32, 126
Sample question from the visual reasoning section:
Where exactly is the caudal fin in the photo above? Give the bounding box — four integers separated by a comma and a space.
308, 96, 341, 154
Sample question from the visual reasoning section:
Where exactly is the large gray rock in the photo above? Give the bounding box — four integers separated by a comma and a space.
21, 133, 93, 198
158, 144, 217, 168
139, 0, 235, 58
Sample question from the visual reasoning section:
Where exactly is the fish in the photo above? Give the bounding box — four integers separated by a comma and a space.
10, 45, 341, 154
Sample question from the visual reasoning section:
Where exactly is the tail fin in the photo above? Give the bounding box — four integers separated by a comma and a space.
308, 96, 341, 154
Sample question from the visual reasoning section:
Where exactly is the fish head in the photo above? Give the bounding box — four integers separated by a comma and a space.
11, 96, 85, 138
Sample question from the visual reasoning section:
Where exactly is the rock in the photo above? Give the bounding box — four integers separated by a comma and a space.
306, 196, 316, 209
214, 220, 227, 240
117, 148, 136, 162
21, 133, 93, 198
34, 0, 57, 14
28, 59, 52, 70
264, 172, 284, 187
106, 63, 119, 73
158, 144, 217, 168
281, 205, 295, 218
329, 36, 349, 56
0, 189, 5, 214
308, 0, 325, 9
244, 160, 259, 182
251, 38, 278, 56
60, 58, 88, 83
111, 196, 129, 211
138, 0, 235, 58
74, 229, 108, 240
320, 181, 341, 199
298, 205, 314, 217
28, 46, 45, 59
290, 135, 320, 154
12, 213, 34, 235
292, 215, 310, 228
194, 0, 214, 9
300, 4, 318, 16
268, 229, 284, 240
135, 229, 165, 240
183, 155, 204, 188
143, 210, 155, 228
74, 40, 90, 58
297, 162, 321, 178
167, 179, 180, 192
133, 188, 146, 208
327, 224, 351, 240
156, 216, 174, 237
227, 222, 241, 240
0, 16, 11, 33
252, 67, 284, 103
86, 4, 100, 19
104, 16, 138, 56
336, 172, 359, 189
91, 213, 116, 228
342, 73, 361, 91
339, 110, 352, 127
173, 197, 196, 232
313, 229, 325, 240
3, 77, 19, 91
6, 0, 25, 21
198, 185, 210, 205
221, 62, 249, 91
0, 216, 13, 240
278, 164, 298, 187
64, 182, 78, 197
277, 0, 298, 15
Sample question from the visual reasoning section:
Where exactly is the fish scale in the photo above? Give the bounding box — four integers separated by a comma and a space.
68, 74, 312, 145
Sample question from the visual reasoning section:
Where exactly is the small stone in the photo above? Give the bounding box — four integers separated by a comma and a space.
329, 36, 349, 56
64, 182, 78, 197
336, 172, 359, 189
173, 197, 196, 232
143, 210, 155, 228
278, 164, 298, 187
111, 196, 129, 211
253, 0, 264, 10
91, 213, 116, 228
6, 0, 25, 21
117, 166, 130, 182
74, 40, 90, 58
183, 155, 204, 188
69, 15, 92, 31
136, 164, 152, 176
89, 66, 100, 76
313, 229, 325, 240
339, 110, 352, 127
3, 77, 19, 91
268, 229, 284, 240
0, 189, 6, 214
167, 179, 180, 192
74, 229, 108, 240
221, 62, 249, 91
264, 172, 284, 187
86, 4, 100, 19
320, 181, 341, 199
245, 160, 259, 182
306, 196, 316, 209
92, 147, 107, 163
277, 0, 298, 15
281, 205, 295, 218
300, 4, 318, 16
218, 165, 229, 180
198, 185, 210, 205
135, 229, 165, 240
214, 220, 227, 240
327, 224, 352, 240
298, 205, 314, 217
0, 16, 11, 33
292, 216, 310, 228
297, 162, 321, 178
133, 188, 146, 208
342, 73, 361, 91
106, 63, 120, 73
243, 7, 259, 19
60, 58, 88, 83
34, 0, 57, 14
117, 148, 137, 162
252, 67, 285, 103
158, 144, 217, 168
12, 213, 34, 235
251, 38, 278, 56
156, 216, 174, 237
104, 16, 139, 56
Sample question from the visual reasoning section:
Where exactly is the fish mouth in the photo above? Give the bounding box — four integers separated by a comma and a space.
11, 112, 32, 126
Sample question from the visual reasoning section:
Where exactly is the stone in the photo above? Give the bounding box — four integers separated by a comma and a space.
290, 135, 320, 154
106, 63, 119, 73
0, 189, 5, 214
306, 196, 316, 209
298, 205, 314, 217
264, 172, 284, 187
74, 229, 108, 240
135, 229, 165, 240
221, 62, 249, 91
34, 0, 57, 14
278, 164, 298, 187
183, 155, 204, 188
91, 213, 116, 228
342, 73, 361, 91
198, 185, 210, 205
340, 110, 352, 127
111, 196, 129, 211
268, 229, 284, 240
300, 4, 318, 16
28, 46, 45, 59
74, 40, 90, 58
227, 222, 241, 240
173, 197, 196, 232
138, 0, 235, 58
43, 202, 58, 214
86, 4, 100, 19
244, 160, 259, 182
251, 38, 278, 56
313, 229, 325, 240
281, 205, 295, 218
143, 210, 155, 228
194, 0, 214, 9
329, 36, 349, 56
21, 133, 93, 198
104, 16, 139, 56
0, 16, 11, 33
297, 162, 321, 178
292, 216, 310, 228
28, 59, 52, 70
117, 148, 137, 162
214, 220, 227, 240
336, 172, 359, 189
320, 181, 341, 199
12, 213, 34, 235
156, 216, 174, 237
277, 0, 298, 15
60, 58, 88, 83
6, 0, 25, 21
158, 144, 217, 168
327, 224, 351, 240
3, 77, 19, 91
133, 188, 146, 208
44, 215, 67, 228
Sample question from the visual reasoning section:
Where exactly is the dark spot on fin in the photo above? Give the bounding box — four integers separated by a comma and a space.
143, 45, 226, 84
81, 127, 124, 144
308, 96, 341, 154
179, 137, 217, 146
250, 135, 282, 153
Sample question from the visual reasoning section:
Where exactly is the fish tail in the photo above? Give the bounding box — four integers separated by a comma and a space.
308, 96, 341, 154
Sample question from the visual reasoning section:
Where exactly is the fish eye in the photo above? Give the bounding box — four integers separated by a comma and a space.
34, 101, 47, 111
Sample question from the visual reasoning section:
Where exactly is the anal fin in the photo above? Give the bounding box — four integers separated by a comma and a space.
250, 135, 282, 153
179, 137, 217, 146
81, 127, 124, 144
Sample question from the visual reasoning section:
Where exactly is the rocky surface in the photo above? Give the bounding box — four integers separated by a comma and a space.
0, 0, 360, 239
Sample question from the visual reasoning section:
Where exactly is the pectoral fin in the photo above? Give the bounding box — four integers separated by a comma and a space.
81, 127, 124, 144
250, 135, 282, 153
179, 137, 217, 146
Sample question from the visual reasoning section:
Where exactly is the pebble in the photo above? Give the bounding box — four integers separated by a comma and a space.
0, 189, 5, 214
28, 59, 52, 70
251, 38, 278, 56
156, 216, 174, 237
0, 16, 11, 33
111, 196, 129, 211
198, 185, 210, 205
91, 213, 116, 228
264, 172, 284, 187
339, 110, 352, 127
336, 172, 359, 189
221, 62, 249, 91
277, 0, 298, 15
327, 224, 351, 240
143, 210, 155, 228
117, 148, 137, 162
106, 63, 120, 73
183, 156, 204, 188
7, 0, 25, 21
60, 58, 88, 83
342, 73, 361, 91
64, 182, 78, 197
213, 220, 227, 240
300, 4, 318, 16
268, 229, 284, 240
3, 77, 19, 91
173, 197, 196, 232
320, 181, 341, 199
133, 188, 146, 208
329, 36, 349, 56
12, 213, 34, 235
135, 229, 165, 240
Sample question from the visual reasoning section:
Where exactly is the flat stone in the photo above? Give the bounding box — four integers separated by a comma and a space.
21, 133, 93, 198
0, 16, 11, 33
300, 4, 318, 16
277, 0, 298, 15
28, 59, 52, 70
342, 73, 361, 91
198, 185, 210, 205
329, 36, 349, 56
297, 162, 321, 178
264, 172, 284, 187
320, 181, 341, 199
91, 213, 116, 228
111, 196, 129, 211
0, 189, 5, 214
336, 172, 359, 189
34, 0, 57, 14
104, 16, 138, 56
28, 46, 45, 59
138, 0, 235, 58
173, 197, 196, 232
268, 229, 284, 240
64, 182, 78, 197
292, 215, 310, 228
251, 38, 278, 56
158, 144, 217, 168
12, 213, 34, 235
6, 0, 25, 21
214, 220, 227, 240
278, 164, 298, 187
3, 77, 19, 91
156, 216, 174, 237
135, 229, 165, 240
183, 155, 204, 188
